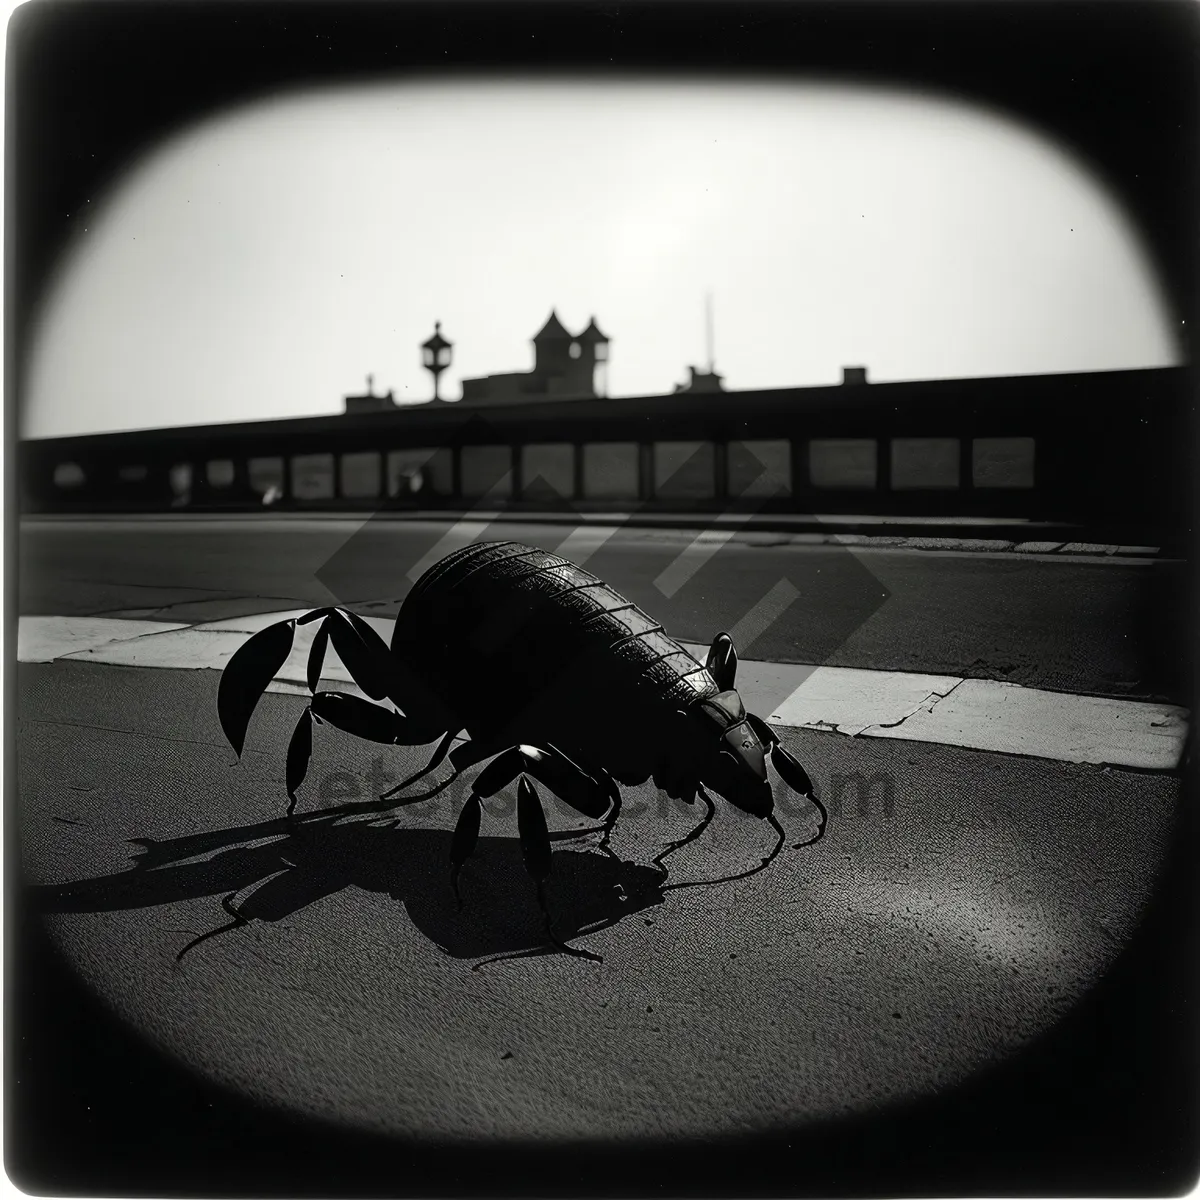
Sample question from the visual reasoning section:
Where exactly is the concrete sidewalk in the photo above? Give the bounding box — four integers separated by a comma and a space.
18, 613, 1191, 771
17, 654, 1185, 1143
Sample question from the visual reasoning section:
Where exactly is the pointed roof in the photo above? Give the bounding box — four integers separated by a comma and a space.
576, 316, 609, 344
532, 309, 573, 341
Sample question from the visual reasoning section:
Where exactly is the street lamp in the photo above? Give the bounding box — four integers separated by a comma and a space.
421, 321, 453, 402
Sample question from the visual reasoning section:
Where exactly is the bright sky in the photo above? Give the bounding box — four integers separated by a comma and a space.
23, 78, 1180, 439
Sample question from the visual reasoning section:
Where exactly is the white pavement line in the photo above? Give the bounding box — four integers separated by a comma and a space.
767, 665, 964, 738
61, 628, 261, 671
16, 616, 190, 663
20, 617, 1191, 772
865, 678, 1190, 771
56, 613, 395, 693
673, 645, 1188, 770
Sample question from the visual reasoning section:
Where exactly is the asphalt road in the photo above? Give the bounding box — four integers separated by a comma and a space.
14, 516, 1195, 1188
19, 660, 1182, 1145
19, 515, 1189, 700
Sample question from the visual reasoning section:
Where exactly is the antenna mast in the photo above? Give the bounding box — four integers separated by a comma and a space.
705, 292, 715, 373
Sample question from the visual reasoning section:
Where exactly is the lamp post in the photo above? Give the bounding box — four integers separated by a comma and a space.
421, 321, 453, 402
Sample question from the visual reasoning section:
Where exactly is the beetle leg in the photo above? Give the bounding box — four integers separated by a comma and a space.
652, 782, 715, 877
449, 793, 483, 909
448, 736, 511, 775
594, 779, 623, 861
524, 743, 614, 822
481, 744, 621, 855
380, 728, 461, 799
468, 744, 613, 822
514, 777, 602, 964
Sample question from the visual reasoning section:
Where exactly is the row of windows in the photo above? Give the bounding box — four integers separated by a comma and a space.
52, 437, 1036, 498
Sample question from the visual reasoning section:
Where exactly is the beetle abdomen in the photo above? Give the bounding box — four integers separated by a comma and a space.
394, 542, 717, 738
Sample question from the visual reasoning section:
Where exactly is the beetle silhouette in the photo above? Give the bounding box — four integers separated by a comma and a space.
215, 541, 826, 961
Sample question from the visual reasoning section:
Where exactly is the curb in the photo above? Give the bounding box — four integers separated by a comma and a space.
17, 614, 1191, 773
19, 509, 1171, 556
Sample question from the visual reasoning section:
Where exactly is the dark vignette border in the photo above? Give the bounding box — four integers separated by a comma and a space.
6, 1, 1199, 1195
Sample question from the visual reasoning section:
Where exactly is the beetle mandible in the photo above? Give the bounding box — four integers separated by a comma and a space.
207, 541, 827, 963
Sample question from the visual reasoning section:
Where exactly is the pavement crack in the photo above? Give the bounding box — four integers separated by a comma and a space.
857, 678, 967, 736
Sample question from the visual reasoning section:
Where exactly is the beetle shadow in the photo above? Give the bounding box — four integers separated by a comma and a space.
28, 812, 667, 962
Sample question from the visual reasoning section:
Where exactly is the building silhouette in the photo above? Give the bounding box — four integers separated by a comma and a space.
343, 374, 398, 414
674, 366, 727, 394
18, 307, 1188, 540
458, 311, 610, 404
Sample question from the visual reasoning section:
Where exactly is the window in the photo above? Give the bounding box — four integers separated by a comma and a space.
810, 439, 877, 489
290, 454, 334, 500
341, 451, 382, 499
891, 438, 960, 489
973, 437, 1035, 488
206, 459, 234, 488
53, 462, 85, 488
248, 456, 284, 495
582, 443, 639, 500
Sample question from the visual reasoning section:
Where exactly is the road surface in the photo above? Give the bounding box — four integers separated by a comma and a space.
18, 515, 1188, 700
12, 514, 1195, 1190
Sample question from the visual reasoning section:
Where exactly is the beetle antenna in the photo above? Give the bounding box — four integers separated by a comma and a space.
792, 793, 828, 849
663, 808, 786, 892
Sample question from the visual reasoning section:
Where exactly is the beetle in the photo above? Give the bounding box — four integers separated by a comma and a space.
213, 541, 826, 962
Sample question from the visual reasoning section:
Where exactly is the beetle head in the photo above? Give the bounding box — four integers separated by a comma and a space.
688, 690, 773, 817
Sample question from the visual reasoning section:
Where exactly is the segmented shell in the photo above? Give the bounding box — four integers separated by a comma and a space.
393, 542, 719, 769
